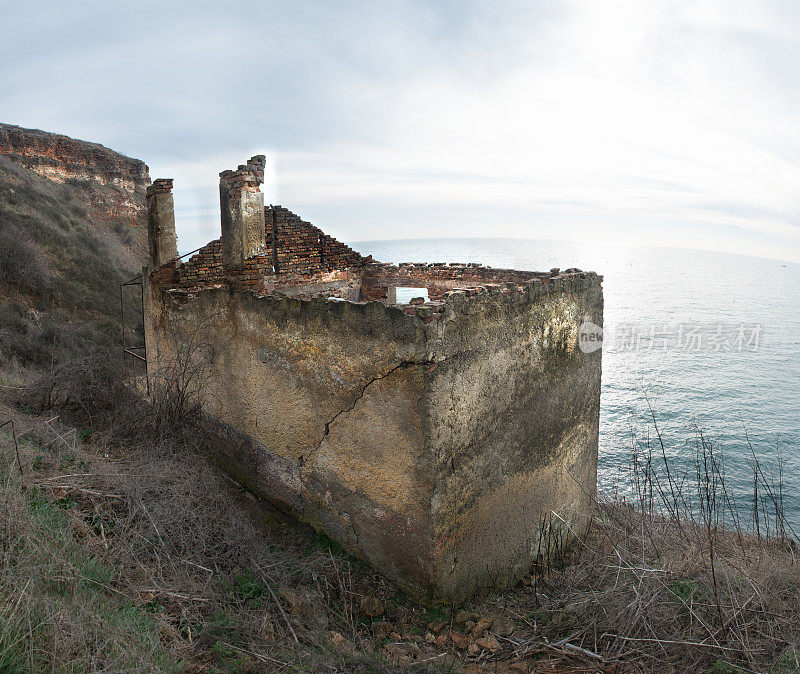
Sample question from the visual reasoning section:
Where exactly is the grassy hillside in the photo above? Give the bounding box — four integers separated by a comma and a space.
0, 156, 145, 369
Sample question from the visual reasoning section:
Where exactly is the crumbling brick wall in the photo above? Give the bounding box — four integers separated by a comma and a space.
268, 206, 367, 274
165, 205, 368, 295
169, 239, 223, 288
359, 262, 578, 302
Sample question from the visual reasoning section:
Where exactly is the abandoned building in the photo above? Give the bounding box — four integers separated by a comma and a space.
141, 156, 604, 603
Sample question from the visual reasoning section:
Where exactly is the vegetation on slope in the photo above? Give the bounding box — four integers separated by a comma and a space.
0, 157, 145, 368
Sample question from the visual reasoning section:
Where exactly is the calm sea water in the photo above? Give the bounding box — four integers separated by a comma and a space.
354, 238, 800, 530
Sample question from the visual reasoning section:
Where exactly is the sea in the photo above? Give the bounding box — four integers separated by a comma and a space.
354, 238, 800, 531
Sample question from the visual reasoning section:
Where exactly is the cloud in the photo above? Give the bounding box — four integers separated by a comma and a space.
2, 0, 799, 260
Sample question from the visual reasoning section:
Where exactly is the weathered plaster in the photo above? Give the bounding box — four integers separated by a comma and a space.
142, 159, 603, 603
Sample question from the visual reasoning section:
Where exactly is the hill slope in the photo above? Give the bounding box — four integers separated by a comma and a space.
0, 124, 150, 368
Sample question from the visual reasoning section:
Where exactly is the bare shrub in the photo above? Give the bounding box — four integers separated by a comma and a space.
27, 354, 146, 437
25, 341, 210, 448
480, 421, 800, 672
146, 325, 212, 440
0, 226, 52, 295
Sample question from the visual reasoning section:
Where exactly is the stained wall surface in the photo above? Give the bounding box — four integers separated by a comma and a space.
145, 264, 603, 602
143, 162, 602, 602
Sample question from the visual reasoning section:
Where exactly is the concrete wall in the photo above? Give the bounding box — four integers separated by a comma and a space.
427, 278, 603, 599
144, 270, 603, 603
146, 179, 177, 268
220, 157, 266, 269
144, 282, 439, 590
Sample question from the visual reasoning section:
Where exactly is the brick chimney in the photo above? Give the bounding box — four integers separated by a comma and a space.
220, 155, 266, 269
146, 179, 178, 268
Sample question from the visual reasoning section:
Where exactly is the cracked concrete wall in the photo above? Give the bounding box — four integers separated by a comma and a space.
143, 284, 439, 591
143, 272, 603, 603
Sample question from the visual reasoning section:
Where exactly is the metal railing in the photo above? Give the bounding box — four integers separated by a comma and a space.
119, 248, 205, 396
120, 273, 149, 395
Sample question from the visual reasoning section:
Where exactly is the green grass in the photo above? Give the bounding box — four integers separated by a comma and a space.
0, 441, 177, 672
308, 529, 347, 556
0, 607, 29, 673
773, 647, 800, 672
670, 579, 700, 602
228, 569, 270, 609
426, 605, 450, 623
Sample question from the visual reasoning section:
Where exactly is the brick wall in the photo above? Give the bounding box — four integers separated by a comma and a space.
269, 206, 367, 274
151, 204, 595, 307
163, 206, 368, 293
359, 262, 577, 301
219, 156, 265, 197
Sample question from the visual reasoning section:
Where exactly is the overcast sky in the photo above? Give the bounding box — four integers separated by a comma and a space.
3, 0, 800, 261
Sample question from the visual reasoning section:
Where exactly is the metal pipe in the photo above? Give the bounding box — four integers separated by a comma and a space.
120, 283, 125, 354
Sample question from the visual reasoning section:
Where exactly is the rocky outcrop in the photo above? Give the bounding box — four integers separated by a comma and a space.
0, 123, 150, 235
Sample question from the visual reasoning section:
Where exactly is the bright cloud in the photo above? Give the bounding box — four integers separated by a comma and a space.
2, 0, 799, 260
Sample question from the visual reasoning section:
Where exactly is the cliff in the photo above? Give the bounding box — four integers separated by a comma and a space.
0, 123, 150, 367
0, 123, 150, 243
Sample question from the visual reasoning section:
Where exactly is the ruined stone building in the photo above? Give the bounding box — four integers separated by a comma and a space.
143, 156, 604, 603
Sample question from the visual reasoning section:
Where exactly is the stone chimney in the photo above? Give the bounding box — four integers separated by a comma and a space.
146, 179, 178, 268
220, 155, 266, 269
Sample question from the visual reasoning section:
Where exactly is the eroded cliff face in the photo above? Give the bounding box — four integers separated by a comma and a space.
0, 123, 150, 238
0, 123, 151, 366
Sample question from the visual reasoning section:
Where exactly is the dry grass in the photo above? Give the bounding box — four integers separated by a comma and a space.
0, 157, 145, 369
0, 226, 52, 295
493, 499, 800, 672
0, 358, 798, 672
0, 362, 451, 672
